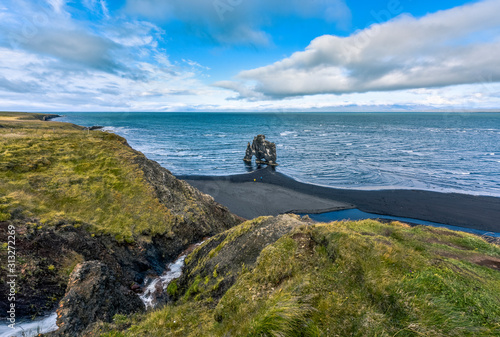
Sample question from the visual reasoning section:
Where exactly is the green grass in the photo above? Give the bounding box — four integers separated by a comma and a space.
4, 112, 498, 336
100, 219, 500, 336
0, 112, 176, 242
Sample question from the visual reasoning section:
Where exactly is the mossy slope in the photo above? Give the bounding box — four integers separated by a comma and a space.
0, 112, 240, 242
101, 218, 500, 337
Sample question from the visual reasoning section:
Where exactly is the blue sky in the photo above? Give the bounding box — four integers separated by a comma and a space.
0, 0, 499, 111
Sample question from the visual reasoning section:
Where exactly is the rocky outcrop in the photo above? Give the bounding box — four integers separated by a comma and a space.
52, 261, 143, 336
175, 214, 310, 302
243, 135, 278, 166
83, 125, 104, 131
37, 114, 61, 121
0, 221, 152, 320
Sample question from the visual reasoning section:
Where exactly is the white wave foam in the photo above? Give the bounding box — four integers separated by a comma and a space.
102, 126, 131, 134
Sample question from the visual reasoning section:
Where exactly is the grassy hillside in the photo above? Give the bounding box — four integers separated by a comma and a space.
0, 112, 240, 318
1, 112, 184, 242
100, 218, 500, 337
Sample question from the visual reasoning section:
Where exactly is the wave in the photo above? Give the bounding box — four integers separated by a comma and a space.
60, 112, 500, 197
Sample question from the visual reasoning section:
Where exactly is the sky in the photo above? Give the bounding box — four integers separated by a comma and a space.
0, 0, 499, 112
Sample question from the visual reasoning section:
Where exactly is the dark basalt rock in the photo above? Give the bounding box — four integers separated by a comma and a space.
40, 114, 61, 121
52, 261, 144, 336
243, 134, 278, 166
83, 125, 104, 131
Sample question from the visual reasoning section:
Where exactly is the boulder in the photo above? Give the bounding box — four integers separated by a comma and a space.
175, 214, 309, 302
53, 261, 144, 336
243, 134, 278, 166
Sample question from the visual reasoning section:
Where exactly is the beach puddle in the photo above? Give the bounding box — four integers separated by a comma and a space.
301, 209, 500, 238
0, 312, 57, 337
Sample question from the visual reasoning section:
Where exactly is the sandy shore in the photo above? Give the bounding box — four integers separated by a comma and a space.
179, 167, 500, 233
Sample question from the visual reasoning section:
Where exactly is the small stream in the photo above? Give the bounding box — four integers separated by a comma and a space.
0, 241, 206, 336
139, 240, 205, 309
0, 312, 57, 337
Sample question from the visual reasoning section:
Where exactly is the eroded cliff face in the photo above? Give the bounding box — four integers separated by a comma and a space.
133, 152, 243, 243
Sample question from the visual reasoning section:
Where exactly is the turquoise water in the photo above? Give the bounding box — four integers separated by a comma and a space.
57, 112, 500, 197
300, 209, 500, 237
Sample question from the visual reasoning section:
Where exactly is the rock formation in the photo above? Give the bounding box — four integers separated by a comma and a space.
53, 261, 144, 336
175, 214, 310, 303
243, 134, 278, 166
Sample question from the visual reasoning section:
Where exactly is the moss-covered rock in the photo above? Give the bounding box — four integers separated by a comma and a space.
176, 214, 311, 302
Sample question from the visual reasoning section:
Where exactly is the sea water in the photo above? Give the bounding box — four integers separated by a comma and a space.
300, 209, 500, 238
56, 112, 500, 197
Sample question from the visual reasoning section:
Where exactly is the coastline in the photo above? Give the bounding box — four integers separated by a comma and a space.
179, 166, 500, 233
49, 112, 500, 234
2, 111, 500, 335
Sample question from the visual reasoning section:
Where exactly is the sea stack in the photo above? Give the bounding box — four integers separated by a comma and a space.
243, 134, 278, 166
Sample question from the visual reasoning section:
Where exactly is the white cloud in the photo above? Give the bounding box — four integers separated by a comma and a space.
82, 0, 109, 18
100, 0, 109, 18
125, 0, 351, 46
214, 81, 266, 101
0, 45, 218, 112
47, 0, 65, 14
22, 28, 123, 73
221, 0, 500, 98
1, 0, 499, 112
0, 1, 217, 112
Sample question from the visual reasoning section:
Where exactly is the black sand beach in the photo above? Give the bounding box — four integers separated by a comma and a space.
179, 167, 500, 233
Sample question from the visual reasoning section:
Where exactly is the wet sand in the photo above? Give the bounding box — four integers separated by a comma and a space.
179, 167, 500, 233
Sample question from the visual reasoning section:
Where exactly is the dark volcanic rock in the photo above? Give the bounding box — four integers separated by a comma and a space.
52, 261, 143, 336
243, 134, 278, 166
83, 125, 104, 130
133, 152, 243, 243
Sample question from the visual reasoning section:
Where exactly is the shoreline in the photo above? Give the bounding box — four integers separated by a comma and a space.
179, 166, 500, 234
48, 113, 500, 234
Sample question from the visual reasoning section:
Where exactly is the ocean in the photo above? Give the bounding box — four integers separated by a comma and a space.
56, 112, 500, 197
